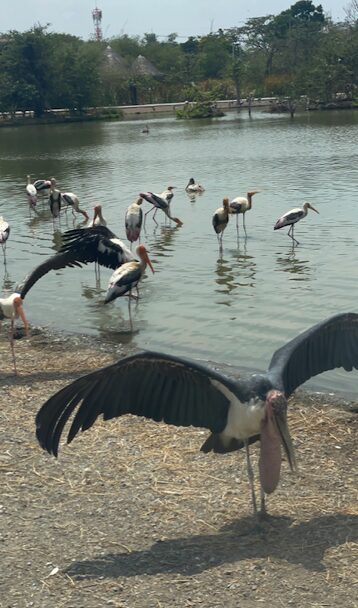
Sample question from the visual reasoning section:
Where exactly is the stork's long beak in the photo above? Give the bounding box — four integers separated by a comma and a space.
145, 253, 155, 274
309, 204, 319, 214
274, 410, 297, 472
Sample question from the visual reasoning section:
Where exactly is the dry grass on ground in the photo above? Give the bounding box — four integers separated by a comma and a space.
0, 331, 357, 608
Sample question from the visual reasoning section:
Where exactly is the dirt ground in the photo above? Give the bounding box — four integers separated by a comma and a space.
0, 329, 357, 608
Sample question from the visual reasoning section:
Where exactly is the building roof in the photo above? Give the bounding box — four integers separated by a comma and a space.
131, 55, 163, 78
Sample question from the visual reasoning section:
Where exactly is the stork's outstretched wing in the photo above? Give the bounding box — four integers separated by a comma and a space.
36, 351, 250, 456
18, 227, 133, 299
267, 313, 358, 396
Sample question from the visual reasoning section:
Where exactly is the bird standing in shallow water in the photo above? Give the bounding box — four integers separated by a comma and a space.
61, 193, 89, 221
0, 294, 29, 374
35, 312, 358, 517
104, 244, 154, 303
125, 198, 143, 246
26, 175, 37, 210
274, 202, 319, 245
229, 191, 259, 237
140, 192, 183, 227
0, 217, 10, 259
213, 198, 230, 251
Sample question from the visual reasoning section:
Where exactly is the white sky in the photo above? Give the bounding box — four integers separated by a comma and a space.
1, 1, 348, 40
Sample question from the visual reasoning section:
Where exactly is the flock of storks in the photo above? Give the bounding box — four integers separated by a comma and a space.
0, 171, 356, 520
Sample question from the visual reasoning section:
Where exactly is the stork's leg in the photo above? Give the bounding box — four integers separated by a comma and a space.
242, 214, 247, 236
144, 207, 155, 227
292, 224, 299, 246
245, 440, 257, 514
9, 319, 17, 375
153, 209, 159, 226
260, 485, 267, 516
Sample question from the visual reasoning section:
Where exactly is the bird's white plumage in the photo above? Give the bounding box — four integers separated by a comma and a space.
210, 379, 265, 440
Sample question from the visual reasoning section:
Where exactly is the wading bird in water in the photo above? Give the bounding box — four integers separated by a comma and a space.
61, 193, 89, 221
212, 197, 230, 251
125, 198, 143, 246
0, 216, 10, 259
229, 191, 259, 236
0, 294, 29, 374
104, 244, 154, 303
26, 176, 37, 209
17, 225, 134, 301
274, 202, 319, 245
35, 312, 358, 517
140, 192, 183, 227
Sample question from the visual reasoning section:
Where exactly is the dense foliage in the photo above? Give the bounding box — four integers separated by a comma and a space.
0, 1, 357, 116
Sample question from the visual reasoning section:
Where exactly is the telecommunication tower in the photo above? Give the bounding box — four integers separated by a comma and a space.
92, 6, 103, 41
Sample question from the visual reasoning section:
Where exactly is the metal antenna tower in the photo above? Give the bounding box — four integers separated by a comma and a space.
92, 6, 103, 41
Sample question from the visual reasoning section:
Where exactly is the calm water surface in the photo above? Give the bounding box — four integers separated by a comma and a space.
0, 110, 357, 396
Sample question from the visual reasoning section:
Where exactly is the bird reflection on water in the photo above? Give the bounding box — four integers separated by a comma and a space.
276, 245, 311, 282
215, 240, 257, 300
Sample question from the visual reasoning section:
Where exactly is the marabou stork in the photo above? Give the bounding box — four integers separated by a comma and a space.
48, 178, 61, 220
140, 192, 183, 227
212, 197, 230, 251
274, 202, 319, 245
0, 293, 29, 374
0, 216, 10, 257
104, 244, 154, 303
17, 225, 134, 301
125, 198, 143, 246
229, 191, 259, 236
185, 178, 205, 193
61, 193, 89, 221
26, 175, 37, 209
35, 312, 358, 516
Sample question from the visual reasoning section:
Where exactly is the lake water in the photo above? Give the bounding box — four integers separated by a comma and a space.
0, 109, 357, 397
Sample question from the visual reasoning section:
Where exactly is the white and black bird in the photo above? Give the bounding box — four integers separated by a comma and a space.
185, 178, 205, 193
61, 193, 89, 221
48, 178, 61, 220
125, 198, 143, 246
17, 225, 134, 301
212, 197, 230, 250
33, 178, 52, 194
0, 293, 29, 374
274, 202, 319, 245
140, 192, 183, 227
35, 312, 358, 516
104, 244, 154, 303
87, 204, 107, 227
229, 191, 259, 236
26, 175, 37, 209
0, 216, 10, 257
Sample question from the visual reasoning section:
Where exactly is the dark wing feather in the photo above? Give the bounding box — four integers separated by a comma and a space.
267, 312, 358, 396
36, 351, 248, 457
60, 227, 132, 270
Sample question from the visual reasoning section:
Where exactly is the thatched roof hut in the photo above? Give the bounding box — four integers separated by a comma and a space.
131, 55, 164, 78
102, 45, 129, 76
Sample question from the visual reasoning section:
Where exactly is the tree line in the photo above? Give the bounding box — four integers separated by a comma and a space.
0, 0, 357, 117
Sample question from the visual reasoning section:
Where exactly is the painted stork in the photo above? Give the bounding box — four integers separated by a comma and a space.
87, 204, 107, 227
17, 225, 134, 301
0, 293, 29, 374
185, 178, 205, 193
274, 202, 319, 245
35, 312, 358, 516
26, 175, 37, 209
0, 216, 10, 257
104, 244, 154, 303
140, 192, 183, 227
48, 178, 61, 220
212, 198, 230, 251
229, 191, 259, 236
61, 193, 89, 221
125, 198, 143, 246
34, 178, 52, 194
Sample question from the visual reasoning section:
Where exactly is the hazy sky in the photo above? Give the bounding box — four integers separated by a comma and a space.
2, 1, 348, 40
